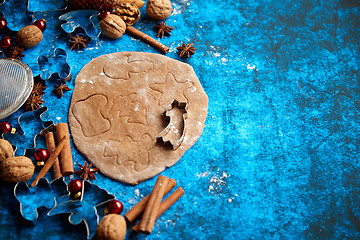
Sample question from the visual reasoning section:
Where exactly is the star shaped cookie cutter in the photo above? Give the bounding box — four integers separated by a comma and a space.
156, 100, 188, 150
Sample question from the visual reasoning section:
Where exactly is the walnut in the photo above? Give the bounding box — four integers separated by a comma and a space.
0, 139, 13, 163
100, 14, 127, 39
146, 0, 172, 21
95, 214, 127, 240
113, 3, 140, 25
0, 156, 35, 183
16, 25, 43, 49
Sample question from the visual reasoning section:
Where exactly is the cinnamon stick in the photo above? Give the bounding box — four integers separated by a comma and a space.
126, 26, 170, 54
133, 187, 185, 232
138, 175, 169, 234
125, 178, 176, 223
55, 123, 74, 175
30, 136, 67, 187
45, 132, 62, 179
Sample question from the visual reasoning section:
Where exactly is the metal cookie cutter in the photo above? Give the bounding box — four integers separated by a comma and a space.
14, 177, 68, 221
36, 48, 71, 81
0, 0, 32, 32
48, 180, 115, 239
2, 107, 54, 156
15, 177, 115, 239
27, 0, 67, 13
156, 100, 188, 150
59, 10, 101, 38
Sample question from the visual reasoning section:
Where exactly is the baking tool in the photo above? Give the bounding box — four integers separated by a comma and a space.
0, 59, 33, 120
14, 177, 69, 221
48, 180, 115, 239
156, 100, 188, 150
27, 0, 67, 13
15, 177, 116, 239
0, 0, 32, 31
2, 107, 53, 156
59, 10, 101, 38
37, 48, 71, 81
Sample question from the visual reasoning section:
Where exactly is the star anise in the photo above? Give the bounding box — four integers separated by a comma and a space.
74, 161, 99, 180
68, 34, 90, 51
153, 21, 174, 39
176, 43, 196, 58
25, 93, 44, 111
6, 45, 25, 60
32, 82, 47, 96
52, 81, 71, 98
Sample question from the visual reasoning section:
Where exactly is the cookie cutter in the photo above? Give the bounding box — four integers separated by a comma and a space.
6, 107, 115, 239
14, 177, 68, 221
14, 177, 116, 239
2, 107, 54, 156
48, 180, 115, 239
59, 10, 101, 38
0, 0, 32, 32
36, 48, 71, 81
27, 0, 67, 13
156, 100, 188, 150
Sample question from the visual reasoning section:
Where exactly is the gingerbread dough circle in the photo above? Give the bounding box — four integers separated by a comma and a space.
68, 52, 208, 185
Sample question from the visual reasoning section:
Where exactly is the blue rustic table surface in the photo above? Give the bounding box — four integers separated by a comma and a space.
0, 0, 359, 239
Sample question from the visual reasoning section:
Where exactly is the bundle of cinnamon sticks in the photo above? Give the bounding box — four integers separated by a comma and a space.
124, 175, 184, 234
30, 123, 74, 187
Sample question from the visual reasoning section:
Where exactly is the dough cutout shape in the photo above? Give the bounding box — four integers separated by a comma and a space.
68, 52, 208, 185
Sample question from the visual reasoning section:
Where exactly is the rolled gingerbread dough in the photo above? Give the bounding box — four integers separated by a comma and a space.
68, 52, 208, 185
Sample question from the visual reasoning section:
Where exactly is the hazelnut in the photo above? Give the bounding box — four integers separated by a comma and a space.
146, 0, 172, 21
0, 139, 13, 163
113, 3, 140, 25
95, 214, 127, 240
16, 25, 43, 49
100, 14, 127, 39
0, 156, 35, 183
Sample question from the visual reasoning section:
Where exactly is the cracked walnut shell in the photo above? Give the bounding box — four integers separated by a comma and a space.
113, 3, 140, 25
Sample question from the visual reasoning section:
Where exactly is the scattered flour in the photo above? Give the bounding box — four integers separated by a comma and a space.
208, 169, 230, 195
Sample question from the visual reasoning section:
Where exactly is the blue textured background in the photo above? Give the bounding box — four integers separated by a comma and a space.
0, 0, 360, 239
